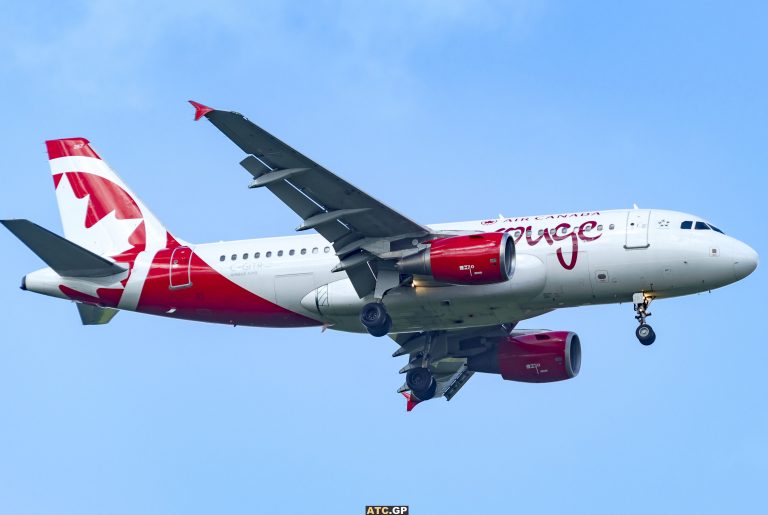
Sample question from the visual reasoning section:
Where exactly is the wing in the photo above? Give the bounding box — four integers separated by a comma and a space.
391, 324, 517, 410
190, 101, 433, 297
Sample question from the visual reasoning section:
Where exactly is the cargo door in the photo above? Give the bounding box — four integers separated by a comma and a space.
275, 273, 315, 311
543, 251, 594, 304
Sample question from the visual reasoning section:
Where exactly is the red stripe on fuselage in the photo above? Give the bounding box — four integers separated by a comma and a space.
136, 249, 321, 327
59, 285, 123, 307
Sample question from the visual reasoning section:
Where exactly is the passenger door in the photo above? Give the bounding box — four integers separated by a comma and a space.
625, 210, 651, 249
169, 246, 193, 289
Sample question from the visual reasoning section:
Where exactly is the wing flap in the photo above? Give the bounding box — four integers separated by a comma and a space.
443, 367, 475, 401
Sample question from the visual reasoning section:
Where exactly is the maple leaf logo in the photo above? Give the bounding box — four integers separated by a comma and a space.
55, 172, 147, 259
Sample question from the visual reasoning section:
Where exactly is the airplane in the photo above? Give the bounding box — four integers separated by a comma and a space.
2, 101, 758, 410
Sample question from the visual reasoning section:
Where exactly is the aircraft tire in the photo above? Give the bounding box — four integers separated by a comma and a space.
360, 302, 391, 337
366, 315, 392, 337
406, 367, 437, 401
636, 324, 656, 346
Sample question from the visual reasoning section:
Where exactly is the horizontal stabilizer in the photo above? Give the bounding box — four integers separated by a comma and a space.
1, 219, 127, 278
77, 303, 119, 325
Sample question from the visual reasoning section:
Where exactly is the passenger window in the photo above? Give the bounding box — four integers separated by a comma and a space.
312, 247, 319, 254
609, 224, 615, 230
255, 252, 261, 258
695, 221, 710, 230
289, 249, 295, 256
231, 254, 237, 261
278, 250, 284, 257
219, 255, 225, 262
266, 251, 272, 258
597, 225, 603, 231
324, 247, 330, 253
680, 221, 693, 229
537, 229, 543, 236
243, 253, 249, 260
301, 248, 307, 255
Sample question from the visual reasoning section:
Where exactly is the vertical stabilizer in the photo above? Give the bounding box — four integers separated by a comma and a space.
46, 138, 180, 262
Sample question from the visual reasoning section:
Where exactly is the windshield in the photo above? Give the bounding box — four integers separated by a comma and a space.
680, 220, 726, 234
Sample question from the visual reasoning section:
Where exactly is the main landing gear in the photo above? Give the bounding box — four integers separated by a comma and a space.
633, 293, 656, 346
360, 302, 392, 337
405, 367, 437, 401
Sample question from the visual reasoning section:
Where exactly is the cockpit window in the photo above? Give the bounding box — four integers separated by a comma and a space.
695, 221, 710, 230
680, 221, 692, 229
707, 224, 725, 234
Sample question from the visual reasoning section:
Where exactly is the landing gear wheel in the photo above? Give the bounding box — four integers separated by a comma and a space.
360, 302, 392, 337
406, 367, 437, 401
367, 316, 392, 337
636, 324, 656, 346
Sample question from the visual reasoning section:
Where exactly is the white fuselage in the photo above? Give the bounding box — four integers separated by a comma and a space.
175, 208, 755, 333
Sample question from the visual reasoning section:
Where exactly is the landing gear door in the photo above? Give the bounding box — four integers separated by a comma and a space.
625, 210, 651, 249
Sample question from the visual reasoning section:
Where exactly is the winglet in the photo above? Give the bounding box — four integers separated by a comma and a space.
188, 100, 214, 121
401, 392, 420, 412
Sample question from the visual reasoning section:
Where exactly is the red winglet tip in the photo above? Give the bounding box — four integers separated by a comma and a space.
188, 100, 214, 121
402, 392, 420, 412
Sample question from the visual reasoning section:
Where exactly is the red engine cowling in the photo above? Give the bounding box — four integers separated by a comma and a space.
396, 232, 515, 285
467, 331, 581, 383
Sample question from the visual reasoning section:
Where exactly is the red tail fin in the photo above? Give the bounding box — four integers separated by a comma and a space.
47, 137, 182, 261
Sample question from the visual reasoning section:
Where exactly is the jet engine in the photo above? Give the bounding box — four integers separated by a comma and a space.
467, 331, 581, 383
396, 232, 515, 285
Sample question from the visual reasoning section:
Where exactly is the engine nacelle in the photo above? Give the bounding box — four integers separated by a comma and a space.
396, 232, 515, 285
467, 331, 581, 383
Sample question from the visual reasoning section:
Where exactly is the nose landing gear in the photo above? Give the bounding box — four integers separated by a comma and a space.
633, 293, 656, 345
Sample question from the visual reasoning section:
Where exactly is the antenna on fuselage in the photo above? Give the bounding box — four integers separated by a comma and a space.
633, 203, 640, 209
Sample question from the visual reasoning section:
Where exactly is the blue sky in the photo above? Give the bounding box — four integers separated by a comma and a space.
0, 1, 766, 513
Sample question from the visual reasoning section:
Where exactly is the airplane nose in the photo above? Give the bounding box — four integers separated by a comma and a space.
733, 241, 758, 280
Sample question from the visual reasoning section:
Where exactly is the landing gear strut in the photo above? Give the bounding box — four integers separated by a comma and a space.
360, 302, 392, 337
633, 293, 656, 346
